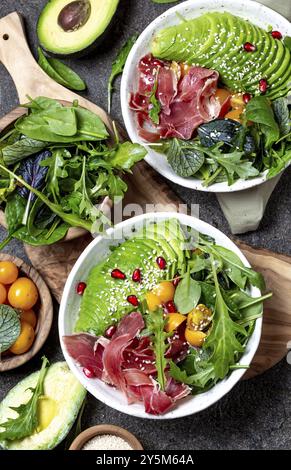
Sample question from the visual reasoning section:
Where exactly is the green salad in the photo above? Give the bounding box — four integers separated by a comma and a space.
66, 219, 271, 415
0, 96, 146, 247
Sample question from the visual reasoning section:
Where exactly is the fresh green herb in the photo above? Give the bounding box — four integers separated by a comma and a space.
38, 47, 86, 91
167, 138, 205, 177
0, 305, 21, 353
204, 256, 247, 379
245, 96, 280, 148
1, 137, 47, 166
174, 268, 201, 314
145, 308, 170, 390
0, 356, 49, 441
108, 35, 137, 113
149, 77, 161, 125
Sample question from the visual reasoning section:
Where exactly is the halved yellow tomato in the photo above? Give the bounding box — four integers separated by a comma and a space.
230, 93, 245, 109
185, 328, 206, 348
165, 313, 186, 333
214, 88, 232, 117
225, 107, 245, 123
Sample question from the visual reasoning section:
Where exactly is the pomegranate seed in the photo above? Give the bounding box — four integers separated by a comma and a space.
132, 268, 142, 283
165, 300, 176, 313
271, 30, 282, 40
243, 93, 252, 104
105, 325, 117, 338
111, 268, 126, 280
76, 282, 86, 295
259, 78, 268, 94
83, 367, 95, 378
172, 276, 181, 287
127, 295, 139, 307
156, 256, 167, 270
243, 42, 256, 52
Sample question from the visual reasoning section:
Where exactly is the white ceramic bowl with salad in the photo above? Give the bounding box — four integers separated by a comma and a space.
121, 0, 291, 192
59, 213, 268, 419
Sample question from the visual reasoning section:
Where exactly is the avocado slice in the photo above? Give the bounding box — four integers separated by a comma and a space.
151, 12, 291, 98
0, 362, 86, 450
37, 0, 119, 57
76, 220, 188, 335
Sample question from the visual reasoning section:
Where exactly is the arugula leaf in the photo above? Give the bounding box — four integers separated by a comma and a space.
38, 47, 86, 91
246, 96, 280, 148
209, 149, 259, 185
108, 35, 137, 112
107, 174, 128, 199
108, 142, 146, 170
204, 257, 247, 379
41, 149, 68, 203
149, 77, 161, 125
169, 360, 216, 389
0, 305, 21, 353
0, 356, 49, 441
167, 138, 205, 177
145, 308, 170, 390
174, 269, 201, 314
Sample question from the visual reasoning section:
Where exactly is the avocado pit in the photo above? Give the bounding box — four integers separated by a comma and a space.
58, 1, 91, 32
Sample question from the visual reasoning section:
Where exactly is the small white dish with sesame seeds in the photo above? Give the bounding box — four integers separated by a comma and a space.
59, 212, 262, 419
121, 0, 291, 193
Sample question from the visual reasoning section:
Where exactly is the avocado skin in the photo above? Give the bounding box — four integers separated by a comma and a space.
37, 0, 120, 59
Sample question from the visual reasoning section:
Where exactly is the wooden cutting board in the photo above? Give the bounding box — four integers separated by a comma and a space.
25, 161, 291, 380
0, 12, 290, 380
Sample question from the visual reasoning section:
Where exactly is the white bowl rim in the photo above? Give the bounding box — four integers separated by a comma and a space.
59, 212, 262, 420
120, 0, 291, 193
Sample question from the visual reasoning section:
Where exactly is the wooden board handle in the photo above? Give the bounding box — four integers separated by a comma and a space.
0, 12, 114, 132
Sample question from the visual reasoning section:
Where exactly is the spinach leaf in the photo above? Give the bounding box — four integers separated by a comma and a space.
74, 107, 109, 140
174, 269, 201, 314
38, 47, 86, 91
108, 35, 137, 112
14, 223, 69, 246
16, 107, 77, 140
0, 305, 21, 353
145, 308, 170, 390
214, 245, 247, 289
245, 96, 280, 148
108, 142, 146, 170
1, 137, 47, 166
0, 357, 49, 441
0, 164, 92, 231
149, 77, 161, 125
272, 97, 290, 136
205, 257, 247, 379
167, 138, 205, 177
5, 193, 26, 234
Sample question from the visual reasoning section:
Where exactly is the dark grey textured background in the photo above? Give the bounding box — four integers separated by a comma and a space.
0, 0, 291, 450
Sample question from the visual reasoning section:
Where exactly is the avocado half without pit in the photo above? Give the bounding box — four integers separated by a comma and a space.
37, 0, 119, 57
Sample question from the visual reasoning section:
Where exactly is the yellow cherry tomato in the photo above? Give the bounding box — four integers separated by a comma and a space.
0, 261, 18, 285
187, 304, 212, 331
0, 283, 7, 304
230, 93, 245, 109
8, 277, 38, 310
9, 320, 35, 355
185, 328, 206, 348
225, 107, 245, 123
20, 309, 37, 329
165, 313, 186, 333
214, 88, 232, 106
146, 292, 161, 311
153, 281, 175, 303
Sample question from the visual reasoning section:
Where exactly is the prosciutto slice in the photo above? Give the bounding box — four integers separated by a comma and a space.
64, 311, 191, 415
130, 54, 221, 141
63, 333, 108, 379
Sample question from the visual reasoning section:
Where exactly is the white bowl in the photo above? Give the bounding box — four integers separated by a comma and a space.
59, 212, 262, 419
121, 0, 291, 193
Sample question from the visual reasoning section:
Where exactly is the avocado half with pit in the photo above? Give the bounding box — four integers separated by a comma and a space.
0, 362, 86, 450
37, 0, 119, 57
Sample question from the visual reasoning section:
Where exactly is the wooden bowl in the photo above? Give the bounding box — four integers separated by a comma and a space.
0, 253, 53, 372
69, 424, 143, 450
0, 105, 113, 243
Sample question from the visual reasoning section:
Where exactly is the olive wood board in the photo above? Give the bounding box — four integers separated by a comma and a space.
0, 11, 290, 381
